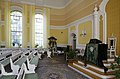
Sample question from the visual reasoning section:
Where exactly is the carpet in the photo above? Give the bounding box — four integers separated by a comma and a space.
36, 55, 88, 79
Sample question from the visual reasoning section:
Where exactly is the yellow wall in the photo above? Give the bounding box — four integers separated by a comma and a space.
99, 15, 103, 42
78, 21, 92, 44
50, 29, 68, 44
0, 1, 50, 48
0, 1, 6, 42
106, 0, 120, 55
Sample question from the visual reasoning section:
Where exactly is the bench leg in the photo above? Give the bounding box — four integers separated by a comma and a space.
26, 57, 35, 73
10, 58, 20, 75
1, 64, 8, 75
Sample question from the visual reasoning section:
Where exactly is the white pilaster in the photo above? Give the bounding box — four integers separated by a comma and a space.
93, 6, 99, 39
102, 13, 107, 43
43, 8, 47, 48
67, 27, 70, 45
99, 0, 109, 44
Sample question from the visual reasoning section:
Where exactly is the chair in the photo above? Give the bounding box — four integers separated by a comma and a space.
108, 35, 117, 58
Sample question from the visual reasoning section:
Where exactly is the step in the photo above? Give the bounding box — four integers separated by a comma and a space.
78, 61, 115, 73
68, 61, 115, 79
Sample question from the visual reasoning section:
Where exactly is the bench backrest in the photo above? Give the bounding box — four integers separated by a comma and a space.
0, 51, 12, 62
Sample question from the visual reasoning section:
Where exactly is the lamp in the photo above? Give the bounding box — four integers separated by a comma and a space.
80, 30, 86, 38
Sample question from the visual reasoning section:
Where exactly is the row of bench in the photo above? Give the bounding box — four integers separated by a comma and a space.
0, 49, 39, 79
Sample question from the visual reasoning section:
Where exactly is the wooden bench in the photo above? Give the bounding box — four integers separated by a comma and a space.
0, 49, 39, 79
23, 63, 38, 79
0, 51, 23, 75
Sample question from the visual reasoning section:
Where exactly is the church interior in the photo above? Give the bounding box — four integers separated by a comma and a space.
0, 0, 120, 79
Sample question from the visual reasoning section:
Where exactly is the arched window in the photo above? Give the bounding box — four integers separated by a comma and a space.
10, 11, 22, 47
35, 14, 43, 48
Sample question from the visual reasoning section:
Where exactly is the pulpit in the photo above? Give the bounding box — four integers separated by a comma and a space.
86, 43, 107, 67
84, 39, 108, 72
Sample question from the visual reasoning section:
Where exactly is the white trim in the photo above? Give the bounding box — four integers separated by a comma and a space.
69, 30, 76, 47
43, 8, 47, 48
98, 0, 109, 44
99, 0, 109, 13
78, 61, 114, 73
50, 18, 65, 21
76, 44, 86, 49
57, 44, 67, 47
35, 9, 43, 14
61, 0, 73, 9
67, 14, 93, 28
68, 65, 93, 79
10, 6, 23, 12
68, 27, 70, 44
50, 25, 67, 29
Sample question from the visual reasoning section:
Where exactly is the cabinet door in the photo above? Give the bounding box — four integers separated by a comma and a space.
86, 44, 98, 65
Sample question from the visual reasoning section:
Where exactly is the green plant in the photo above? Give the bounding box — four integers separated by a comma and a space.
67, 50, 76, 59
111, 56, 120, 79
35, 44, 39, 48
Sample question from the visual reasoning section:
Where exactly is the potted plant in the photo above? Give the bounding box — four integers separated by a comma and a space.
111, 56, 120, 79
66, 50, 76, 63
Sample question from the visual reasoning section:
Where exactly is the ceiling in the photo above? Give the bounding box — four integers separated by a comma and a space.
7, 0, 72, 9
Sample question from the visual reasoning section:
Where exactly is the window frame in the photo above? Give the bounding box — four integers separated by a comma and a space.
10, 10, 22, 47
35, 13, 44, 48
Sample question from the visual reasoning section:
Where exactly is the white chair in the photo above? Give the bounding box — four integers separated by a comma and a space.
47, 50, 51, 58
108, 35, 117, 58
37, 53, 42, 59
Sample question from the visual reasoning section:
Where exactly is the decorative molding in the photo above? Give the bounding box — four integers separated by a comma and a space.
60, 0, 73, 9
98, 0, 109, 44
99, 0, 109, 13
76, 44, 86, 49
57, 44, 67, 47
67, 14, 93, 28
11, 6, 23, 12
35, 9, 43, 14
50, 25, 67, 29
